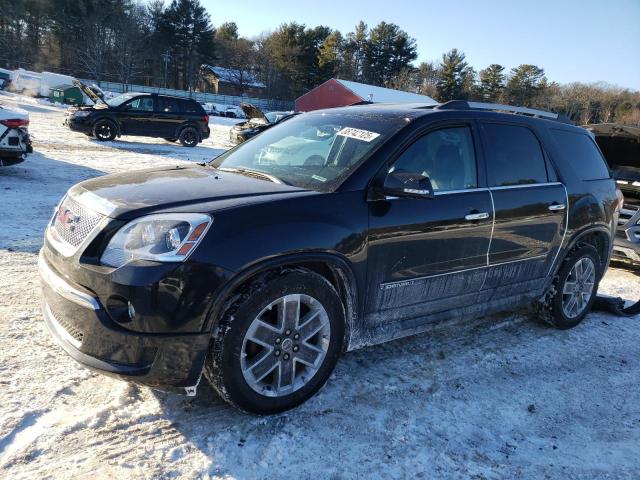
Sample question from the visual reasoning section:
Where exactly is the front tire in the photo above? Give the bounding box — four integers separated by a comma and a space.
547, 245, 601, 329
205, 269, 345, 414
93, 119, 117, 141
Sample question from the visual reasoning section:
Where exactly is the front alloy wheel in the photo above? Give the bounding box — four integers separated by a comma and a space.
205, 269, 344, 414
241, 294, 331, 397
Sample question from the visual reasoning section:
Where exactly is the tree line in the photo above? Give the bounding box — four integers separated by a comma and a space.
1, 0, 638, 124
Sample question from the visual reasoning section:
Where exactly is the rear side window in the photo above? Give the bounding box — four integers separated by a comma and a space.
483, 123, 548, 186
550, 129, 610, 180
181, 100, 202, 114
158, 97, 181, 113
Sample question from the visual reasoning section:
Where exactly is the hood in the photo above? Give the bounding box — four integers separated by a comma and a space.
585, 123, 640, 194
240, 102, 268, 122
0, 103, 29, 121
67, 165, 309, 219
73, 79, 108, 106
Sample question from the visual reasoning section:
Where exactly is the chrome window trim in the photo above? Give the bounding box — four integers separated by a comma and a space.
489, 181, 564, 191
379, 254, 548, 289
38, 250, 100, 310
433, 187, 489, 196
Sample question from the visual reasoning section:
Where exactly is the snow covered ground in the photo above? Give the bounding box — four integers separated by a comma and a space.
0, 91, 639, 479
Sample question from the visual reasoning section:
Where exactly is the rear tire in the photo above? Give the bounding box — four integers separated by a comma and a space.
92, 119, 116, 141
204, 269, 345, 414
546, 245, 601, 329
178, 127, 199, 147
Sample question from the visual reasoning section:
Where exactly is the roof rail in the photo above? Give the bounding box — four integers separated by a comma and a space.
435, 100, 571, 123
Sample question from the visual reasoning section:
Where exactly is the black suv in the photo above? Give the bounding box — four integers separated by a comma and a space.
40, 101, 620, 413
65, 83, 210, 147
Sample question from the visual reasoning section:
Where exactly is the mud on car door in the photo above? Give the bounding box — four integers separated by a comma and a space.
366, 123, 493, 334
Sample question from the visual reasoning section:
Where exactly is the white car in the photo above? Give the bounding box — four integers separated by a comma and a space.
0, 102, 32, 166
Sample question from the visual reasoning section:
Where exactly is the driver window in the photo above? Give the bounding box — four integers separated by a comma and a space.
391, 127, 478, 192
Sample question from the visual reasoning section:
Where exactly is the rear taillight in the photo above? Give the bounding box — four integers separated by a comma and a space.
616, 188, 624, 212
204, 114, 209, 123
0, 118, 29, 128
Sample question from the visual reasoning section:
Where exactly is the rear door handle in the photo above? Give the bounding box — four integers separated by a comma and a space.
548, 203, 566, 211
465, 212, 490, 221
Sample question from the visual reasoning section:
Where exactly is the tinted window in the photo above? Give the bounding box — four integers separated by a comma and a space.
158, 97, 181, 113
181, 100, 202, 114
551, 129, 610, 180
483, 123, 548, 186
127, 97, 154, 112
391, 127, 477, 192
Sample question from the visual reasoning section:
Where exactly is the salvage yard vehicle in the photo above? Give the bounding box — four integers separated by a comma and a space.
0, 101, 33, 166
64, 81, 210, 147
584, 123, 640, 265
229, 102, 297, 144
40, 101, 620, 414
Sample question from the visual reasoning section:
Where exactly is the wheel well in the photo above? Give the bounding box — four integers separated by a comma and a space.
212, 260, 357, 351
573, 230, 610, 272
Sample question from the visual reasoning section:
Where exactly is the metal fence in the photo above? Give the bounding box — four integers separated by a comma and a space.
83, 80, 294, 112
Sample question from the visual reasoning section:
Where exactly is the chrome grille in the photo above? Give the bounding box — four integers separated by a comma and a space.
52, 196, 103, 248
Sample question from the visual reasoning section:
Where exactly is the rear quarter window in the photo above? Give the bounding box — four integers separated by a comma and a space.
550, 129, 611, 180
182, 100, 203, 114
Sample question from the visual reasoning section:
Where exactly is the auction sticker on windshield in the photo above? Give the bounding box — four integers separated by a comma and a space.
337, 127, 380, 142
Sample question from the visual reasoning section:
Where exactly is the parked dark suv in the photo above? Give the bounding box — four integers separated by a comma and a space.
40, 101, 620, 413
65, 82, 210, 147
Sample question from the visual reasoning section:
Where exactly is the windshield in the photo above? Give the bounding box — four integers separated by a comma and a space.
211, 111, 408, 191
106, 93, 137, 107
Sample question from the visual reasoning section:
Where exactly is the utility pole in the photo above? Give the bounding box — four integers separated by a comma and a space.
161, 50, 172, 89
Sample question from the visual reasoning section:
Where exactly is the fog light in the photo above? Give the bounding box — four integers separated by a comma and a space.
128, 301, 136, 319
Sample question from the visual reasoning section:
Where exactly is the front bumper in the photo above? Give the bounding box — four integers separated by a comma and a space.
64, 116, 93, 134
39, 250, 211, 394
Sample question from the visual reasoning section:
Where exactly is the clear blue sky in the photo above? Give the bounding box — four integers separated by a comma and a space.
201, 0, 640, 89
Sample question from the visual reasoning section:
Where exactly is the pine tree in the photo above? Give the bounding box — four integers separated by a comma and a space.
436, 48, 469, 101
478, 64, 505, 102
363, 22, 417, 86
506, 64, 545, 106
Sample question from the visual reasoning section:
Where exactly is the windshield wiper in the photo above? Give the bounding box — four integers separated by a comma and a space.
217, 167, 286, 185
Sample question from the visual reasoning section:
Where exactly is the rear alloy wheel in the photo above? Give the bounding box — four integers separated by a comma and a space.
547, 244, 601, 329
179, 127, 199, 147
93, 119, 116, 141
205, 269, 344, 414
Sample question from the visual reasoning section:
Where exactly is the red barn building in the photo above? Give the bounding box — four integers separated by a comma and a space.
295, 78, 436, 112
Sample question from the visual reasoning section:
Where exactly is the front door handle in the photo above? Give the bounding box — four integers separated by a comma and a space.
548, 203, 566, 211
465, 212, 490, 221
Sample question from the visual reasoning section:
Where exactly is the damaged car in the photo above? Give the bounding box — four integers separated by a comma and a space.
64, 81, 210, 147
40, 101, 619, 414
0, 102, 33, 166
229, 103, 297, 144
584, 123, 640, 264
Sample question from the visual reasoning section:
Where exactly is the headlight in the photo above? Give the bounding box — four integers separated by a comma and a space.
73, 111, 91, 118
100, 213, 212, 268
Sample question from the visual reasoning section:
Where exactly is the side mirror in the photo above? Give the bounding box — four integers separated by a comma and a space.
383, 170, 435, 199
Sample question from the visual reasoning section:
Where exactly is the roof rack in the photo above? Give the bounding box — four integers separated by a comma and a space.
435, 100, 572, 124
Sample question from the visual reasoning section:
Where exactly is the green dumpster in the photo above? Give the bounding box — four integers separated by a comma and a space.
49, 84, 84, 106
